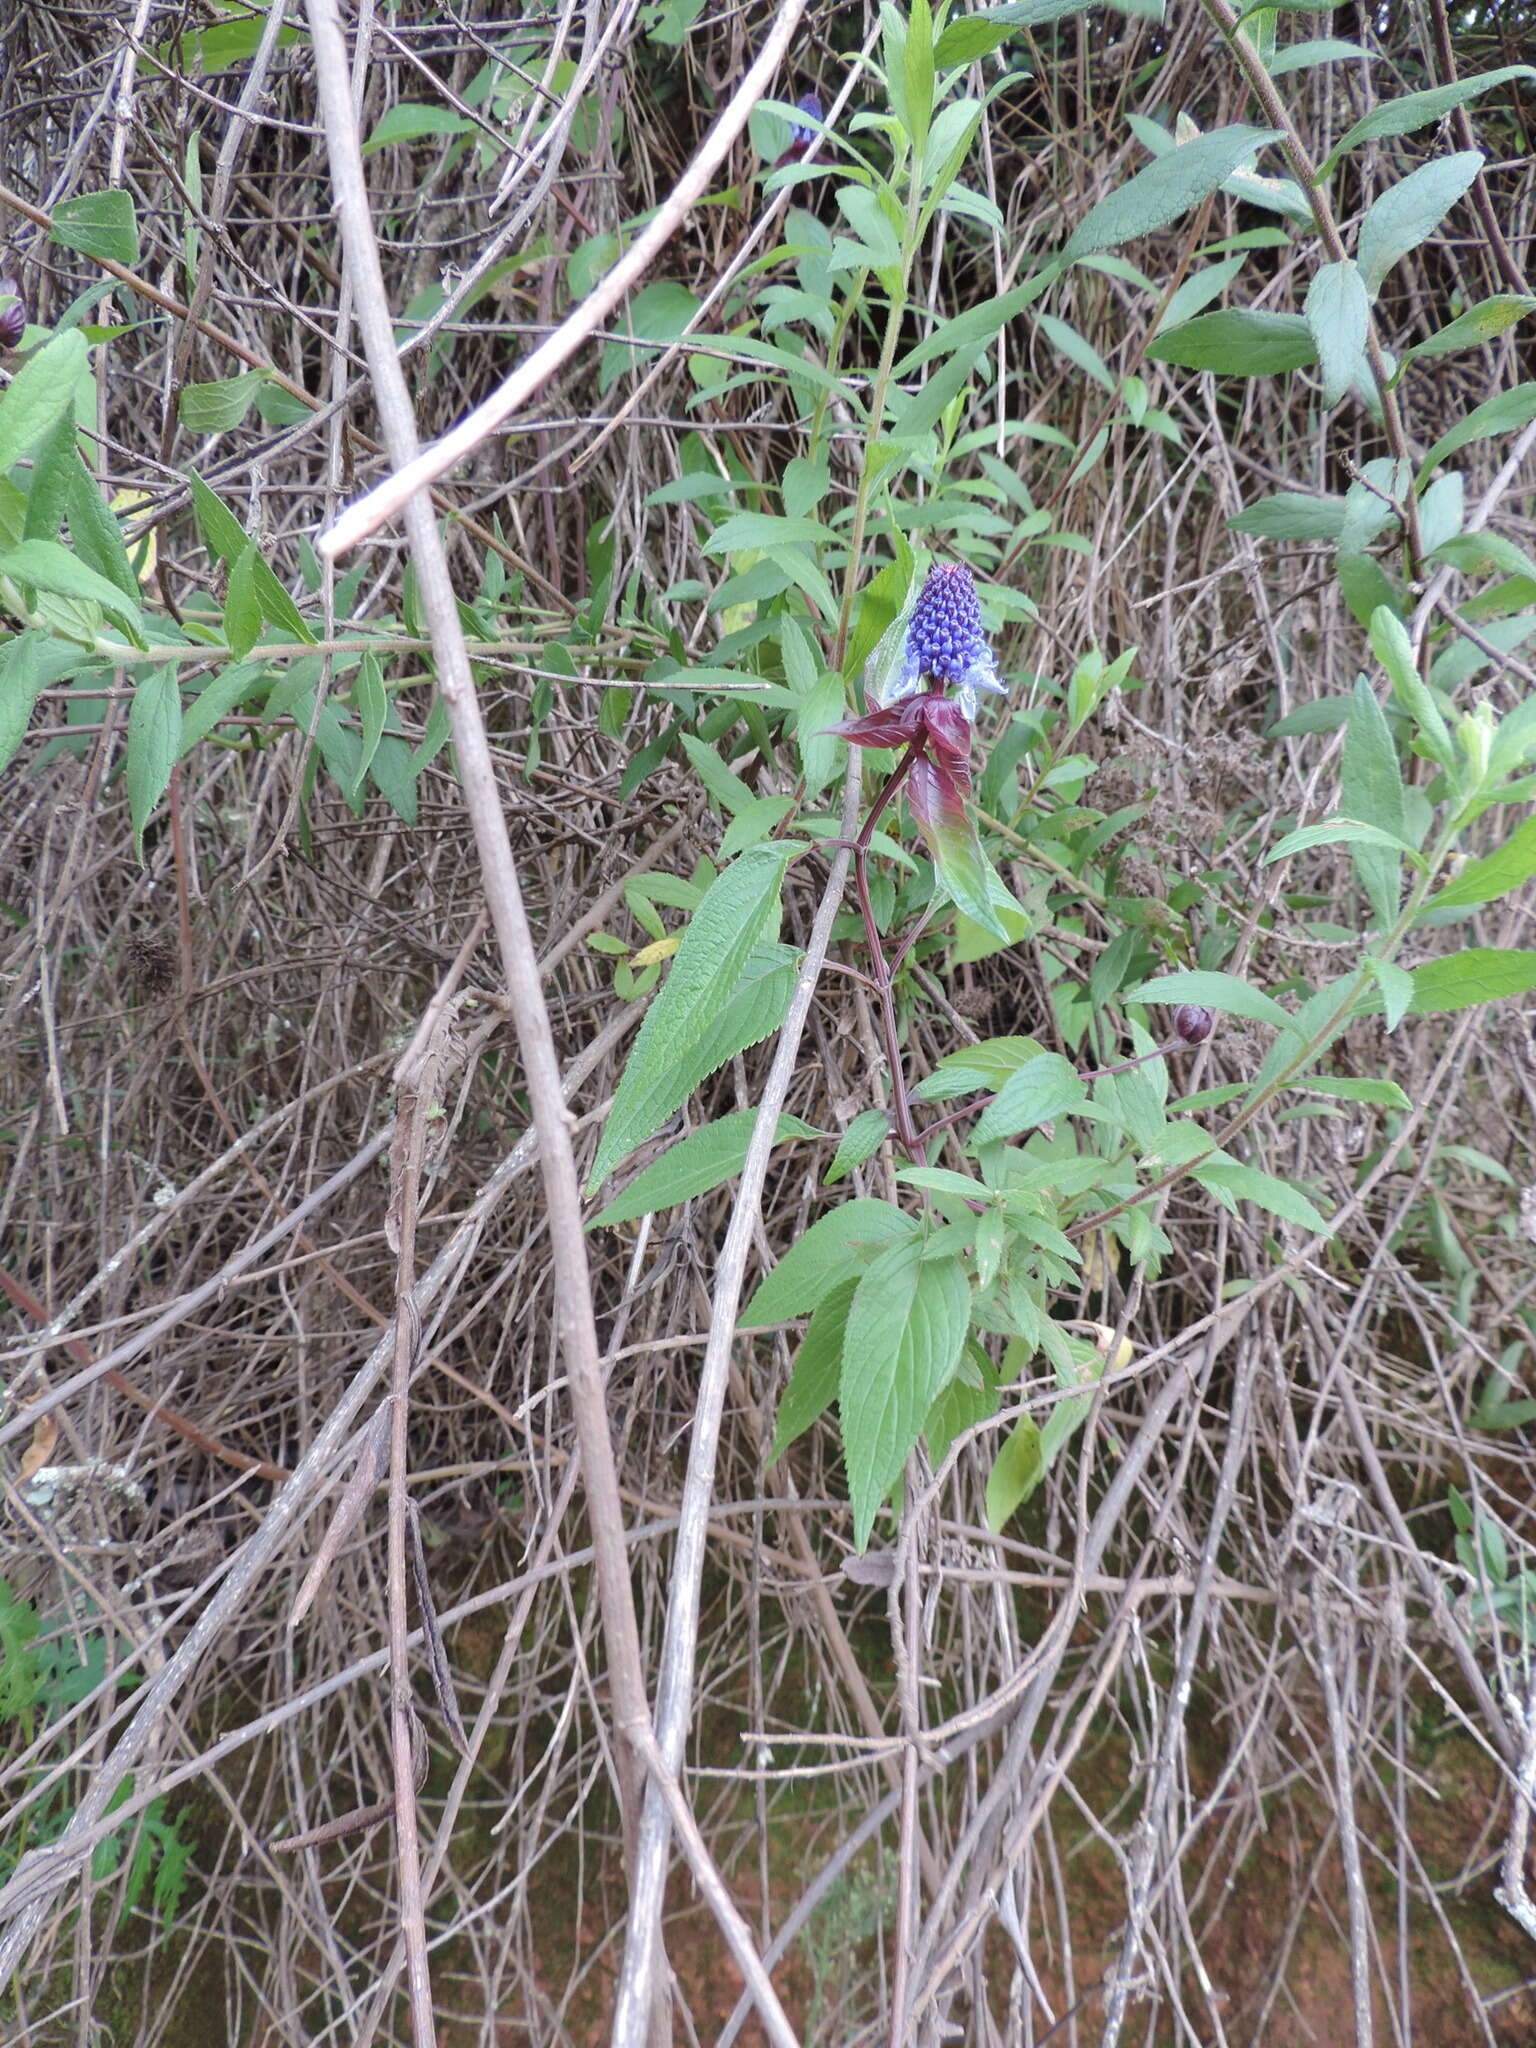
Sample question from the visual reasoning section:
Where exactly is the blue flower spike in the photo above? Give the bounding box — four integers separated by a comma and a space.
775, 93, 825, 167
882, 562, 1004, 722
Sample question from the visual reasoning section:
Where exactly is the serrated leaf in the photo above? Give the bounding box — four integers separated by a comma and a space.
1305, 260, 1369, 408
1063, 126, 1283, 261
970, 1053, 1085, 1146
1194, 1158, 1332, 1236
126, 666, 181, 859
52, 189, 139, 265
770, 1279, 858, 1459
743, 1198, 919, 1326
1397, 947, 1536, 1016
842, 1246, 969, 1549
590, 1108, 819, 1228
587, 847, 796, 1189
1123, 970, 1291, 1030
0, 330, 90, 474
1357, 152, 1483, 298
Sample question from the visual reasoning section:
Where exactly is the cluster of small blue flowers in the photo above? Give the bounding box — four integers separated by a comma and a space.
883, 562, 1006, 723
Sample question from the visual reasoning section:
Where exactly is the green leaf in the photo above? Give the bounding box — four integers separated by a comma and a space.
904, 0, 936, 153
1305, 260, 1369, 408
1194, 1158, 1333, 1236
913, 1035, 1047, 1101
187, 470, 315, 642
743, 1198, 919, 1325
796, 666, 845, 797
1402, 294, 1536, 365
223, 541, 262, 658
894, 273, 1053, 377
1228, 491, 1346, 541
933, 15, 1024, 63
1424, 820, 1536, 913
985, 1414, 1046, 1529
0, 330, 90, 474
588, 847, 796, 1188
770, 1279, 857, 1460
126, 667, 181, 859
1264, 817, 1424, 869
1370, 604, 1453, 764
64, 457, 139, 602
0, 538, 142, 638
178, 372, 270, 435
350, 650, 387, 802
679, 730, 757, 816
1340, 675, 1405, 927
970, 1053, 1086, 1146
1366, 955, 1415, 1031
1145, 309, 1315, 374
1062, 126, 1282, 261
834, 186, 903, 270
1268, 39, 1369, 77
364, 103, 479, 152
1123, 969, 1291, 1030
1301, 1075, 1411, 1109
599, 280, 700, 395
1400, 947, 1536, 1016
842, 1245, 970, 1549
1357, 152, 1484, 299
1417, 380, 1536, 485
1326, 66, 1534, 167
590, 1109, 819, 1228
0, 632, 83, 772
703, 512, 833, 557
52, 189, 140, 266
932, 814, 1012, 941
888, 341, 987, 438
824, 1108, 891, 1186
720, 796, 797, 858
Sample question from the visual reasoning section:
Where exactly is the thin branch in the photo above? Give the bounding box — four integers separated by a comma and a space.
317, 0, 811, 559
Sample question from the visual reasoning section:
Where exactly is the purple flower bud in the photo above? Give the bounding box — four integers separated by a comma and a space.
0, 279, 24, 350
775, 93, 824, 166
1172, 1003, 1215, 1046
789, 93, 822, 147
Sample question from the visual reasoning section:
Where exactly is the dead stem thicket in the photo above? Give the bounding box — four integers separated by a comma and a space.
2, 2, 1536, 2043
